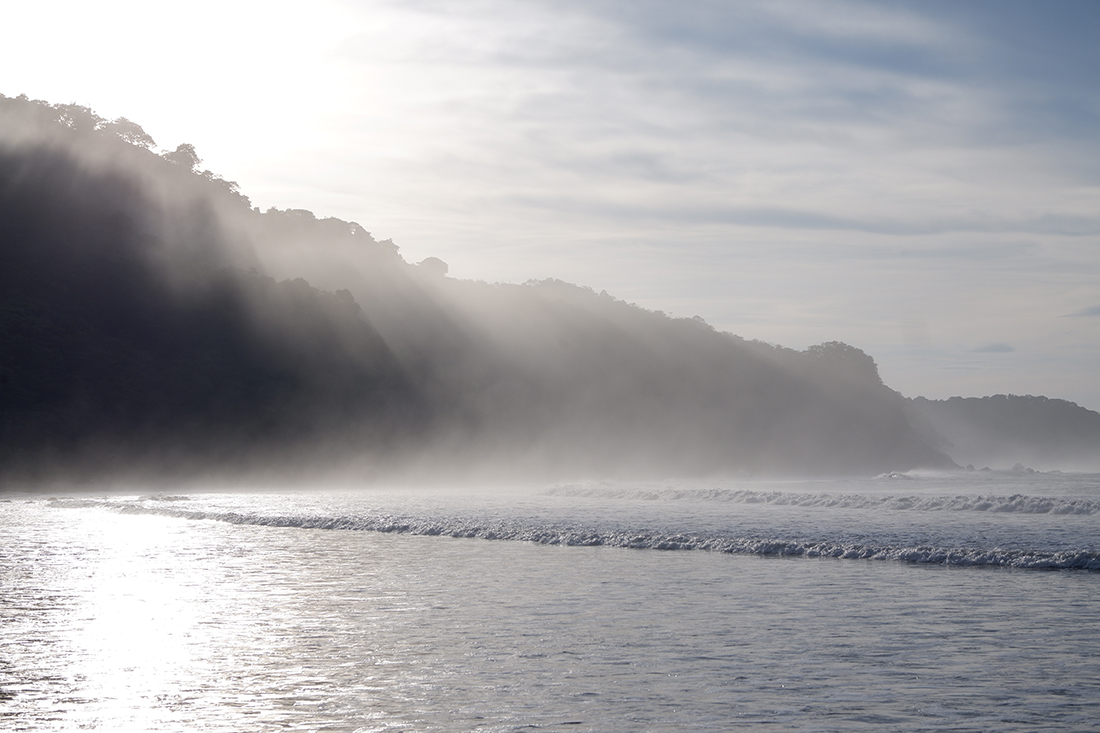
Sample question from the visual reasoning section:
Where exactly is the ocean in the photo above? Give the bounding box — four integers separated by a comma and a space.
2, 471, 1098, 731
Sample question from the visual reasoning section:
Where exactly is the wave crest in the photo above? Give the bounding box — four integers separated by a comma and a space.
47, 498, 1100, 571
544, 484, 1100, 515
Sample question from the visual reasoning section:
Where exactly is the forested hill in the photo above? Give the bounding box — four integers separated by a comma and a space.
907, 395, 1100, 472
1, 94, 954, 483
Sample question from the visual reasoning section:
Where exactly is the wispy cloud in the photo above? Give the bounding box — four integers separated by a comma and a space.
1064, 305, 1100, 318
973, 343, 1015, 354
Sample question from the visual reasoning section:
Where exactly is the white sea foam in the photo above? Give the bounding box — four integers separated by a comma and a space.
46, 494, 1100, 571
545, 483, 1100, 514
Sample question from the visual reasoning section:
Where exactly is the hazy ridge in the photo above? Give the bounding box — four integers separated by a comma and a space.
907, 395, 1100, 473
2, 94, 1094, 483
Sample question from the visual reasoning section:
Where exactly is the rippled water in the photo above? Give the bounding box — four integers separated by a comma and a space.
2, 471, 1099, 731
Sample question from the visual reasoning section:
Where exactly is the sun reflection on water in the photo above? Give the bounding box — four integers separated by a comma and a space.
60, 508, 213, 730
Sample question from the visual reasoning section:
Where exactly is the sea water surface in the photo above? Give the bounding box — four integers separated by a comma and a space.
2, 471, 1099, 731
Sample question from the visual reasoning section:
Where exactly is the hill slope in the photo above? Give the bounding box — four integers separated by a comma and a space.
907, 395, 1100, 472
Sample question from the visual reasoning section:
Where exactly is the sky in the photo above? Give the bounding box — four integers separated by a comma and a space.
3, 0, 1099, 409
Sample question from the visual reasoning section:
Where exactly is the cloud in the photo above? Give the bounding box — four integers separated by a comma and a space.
343, 0, 1100, 253
1064, 305, 1100, 318
973, 343, 1015, 353
502, 194, 1100, 237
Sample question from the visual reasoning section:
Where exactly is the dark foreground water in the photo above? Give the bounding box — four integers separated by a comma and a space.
2, 472, 1099, 731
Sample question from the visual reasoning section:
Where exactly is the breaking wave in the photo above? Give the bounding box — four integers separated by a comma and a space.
545, 484, 1100, 515
47, 497, 1100, 571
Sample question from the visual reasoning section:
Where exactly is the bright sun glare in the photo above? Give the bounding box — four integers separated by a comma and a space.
65, 509, 211, 730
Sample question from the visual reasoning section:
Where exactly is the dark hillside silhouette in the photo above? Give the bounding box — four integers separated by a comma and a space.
1, 94, 956, 482
0, 146, 416, 479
